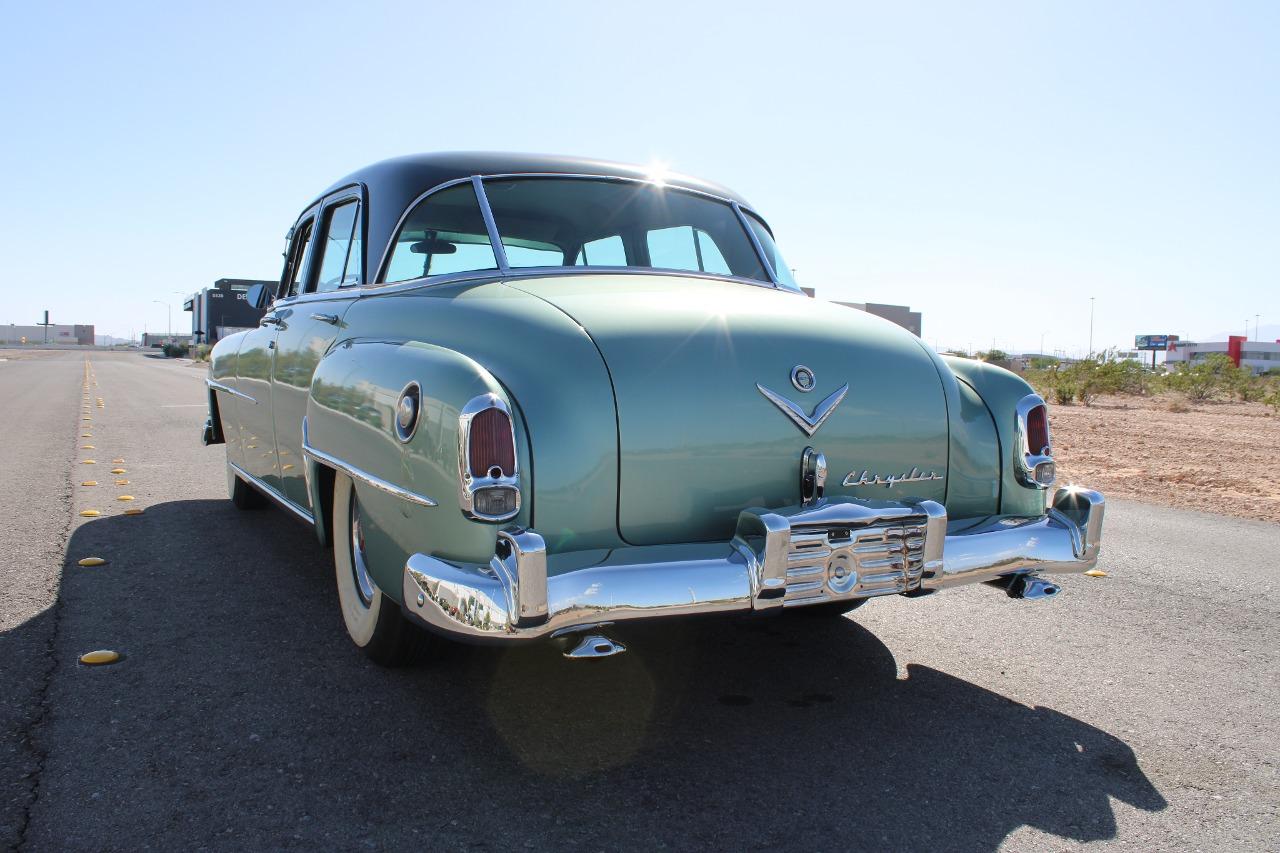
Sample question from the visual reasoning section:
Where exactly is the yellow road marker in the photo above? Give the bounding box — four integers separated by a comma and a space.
79, 510, 101, 517
123, 508, 144, 515
79, 650, 120, 666
78, 557, 107, 567
116, 495, 135, 501
82, 417, 91, 421
1083, 569, 1109, 578
81, 481, 98, 486
110, 468, 127, 474
82, 460, 96, 465
112, 458, 124, 463
114, 479, 129, 485
281, 464, 294, 471
81, 445, 95, 449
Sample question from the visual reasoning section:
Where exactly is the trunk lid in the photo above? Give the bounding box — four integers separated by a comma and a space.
508, 275, 949, 545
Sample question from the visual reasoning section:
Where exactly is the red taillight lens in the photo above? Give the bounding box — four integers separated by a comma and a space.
1026, 405, 1050, 456
469, 407, 515, 478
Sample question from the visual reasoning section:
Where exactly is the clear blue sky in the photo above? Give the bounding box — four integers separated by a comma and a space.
2, 1, 1276, 354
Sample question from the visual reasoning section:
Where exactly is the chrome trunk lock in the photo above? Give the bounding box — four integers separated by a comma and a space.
800, 446, 826, 507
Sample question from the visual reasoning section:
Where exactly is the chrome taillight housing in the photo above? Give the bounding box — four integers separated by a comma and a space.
1014, 393, 1055, 489
458, 394, 520, 522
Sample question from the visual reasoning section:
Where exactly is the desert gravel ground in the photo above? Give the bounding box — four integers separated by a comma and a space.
1, 349, 1277, 852
1050, 395, 1280, 524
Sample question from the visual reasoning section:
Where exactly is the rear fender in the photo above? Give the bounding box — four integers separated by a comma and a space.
306, 338, 530, 602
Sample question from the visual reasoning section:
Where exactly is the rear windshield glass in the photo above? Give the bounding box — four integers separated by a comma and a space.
482, 178, 771, 283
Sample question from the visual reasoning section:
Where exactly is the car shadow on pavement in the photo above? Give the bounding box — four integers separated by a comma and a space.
20, 499, 1167, 851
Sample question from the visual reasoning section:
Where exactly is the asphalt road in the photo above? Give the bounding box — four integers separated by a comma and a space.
1, 349, 1277, 852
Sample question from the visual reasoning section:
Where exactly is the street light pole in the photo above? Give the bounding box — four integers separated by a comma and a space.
1088, 297, 1095, 357
152, 299, 170, 339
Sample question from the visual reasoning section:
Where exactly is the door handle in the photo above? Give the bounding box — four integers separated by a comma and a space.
261, 314, 284, 327
310, 313, 340, 325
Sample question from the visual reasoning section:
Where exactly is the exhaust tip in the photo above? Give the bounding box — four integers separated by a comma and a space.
1006, 575, 1061, 601
562, 634, 627, 659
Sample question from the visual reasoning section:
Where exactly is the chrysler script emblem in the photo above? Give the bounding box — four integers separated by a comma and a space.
757, 380, 848, 437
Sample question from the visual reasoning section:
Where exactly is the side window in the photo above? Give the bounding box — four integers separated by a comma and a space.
646, 226, 731, 275
283, 218, 315, 297
574, 235, 626, 266
314, 200, 362, 292
384, 183, 498, 282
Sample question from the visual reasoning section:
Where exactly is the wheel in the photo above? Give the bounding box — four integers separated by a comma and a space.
227, 464, 267, 510
790, 597, 869, 618
332, 472, 440, 666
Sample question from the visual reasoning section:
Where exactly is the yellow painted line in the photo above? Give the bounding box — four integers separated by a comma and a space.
116, 495, 135, 501
81, 481, 98, 486
78, 557, 107, 567
81, 445, 95, 449
82, 460, 96, 465
1083, 569, 1109, 578
81, 433, 93, 438
123, 508, 144, 515
79, 510, 100, 517
114, 479, 129, 485
110, 468, 126, 474
79, 650, 120, 666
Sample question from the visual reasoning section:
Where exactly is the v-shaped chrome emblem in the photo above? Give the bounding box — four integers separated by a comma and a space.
756, 382, 849, 437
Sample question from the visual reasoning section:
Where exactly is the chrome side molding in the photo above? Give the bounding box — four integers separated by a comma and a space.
301, 441, 438, 508
207, 379, 257, 404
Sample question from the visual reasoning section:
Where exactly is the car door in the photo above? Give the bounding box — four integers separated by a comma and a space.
270, 189, 364, 510
236, 207, 318, 494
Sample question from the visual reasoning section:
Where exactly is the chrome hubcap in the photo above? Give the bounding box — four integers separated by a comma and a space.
350, 498, 376, 606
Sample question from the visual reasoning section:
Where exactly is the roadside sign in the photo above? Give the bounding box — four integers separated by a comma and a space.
1136, 334, 1178, 350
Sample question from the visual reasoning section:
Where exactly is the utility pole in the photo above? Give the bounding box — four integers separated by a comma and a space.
1088, 297, 1095, 357
152, 300, 171, 340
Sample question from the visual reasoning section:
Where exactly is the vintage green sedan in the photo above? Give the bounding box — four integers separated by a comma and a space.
203, 153, 1105, 664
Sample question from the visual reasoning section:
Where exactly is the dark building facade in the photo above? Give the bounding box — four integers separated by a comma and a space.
185, 279, 271, 343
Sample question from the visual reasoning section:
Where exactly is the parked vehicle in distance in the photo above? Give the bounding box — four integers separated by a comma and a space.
203, 153, 1105, 664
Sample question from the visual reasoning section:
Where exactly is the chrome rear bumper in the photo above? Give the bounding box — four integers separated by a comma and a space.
402, 486, 1105, 644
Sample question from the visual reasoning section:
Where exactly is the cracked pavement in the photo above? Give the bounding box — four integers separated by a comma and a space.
1, 349, 1277, 851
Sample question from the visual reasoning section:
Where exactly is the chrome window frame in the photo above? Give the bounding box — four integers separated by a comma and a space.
372, 172, 793, 292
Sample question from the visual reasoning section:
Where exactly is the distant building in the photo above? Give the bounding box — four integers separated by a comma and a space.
799, 289, 923, 336
1165, 337, 1280, 374
1, 323, 95, 345
142, 332, 193, 348
834, 302, 922, 337
184, 278, 272, 344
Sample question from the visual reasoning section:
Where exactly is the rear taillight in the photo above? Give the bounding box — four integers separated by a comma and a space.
469, 407, 515, 478
1015, 394, 1055, 489
459, 395, 520, 522
1025, 404, 1050, 457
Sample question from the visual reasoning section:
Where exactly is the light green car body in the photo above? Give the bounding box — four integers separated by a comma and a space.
209, 272, 1047, 605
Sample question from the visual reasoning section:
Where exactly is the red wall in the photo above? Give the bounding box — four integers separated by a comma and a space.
1227, 335, 1245, 366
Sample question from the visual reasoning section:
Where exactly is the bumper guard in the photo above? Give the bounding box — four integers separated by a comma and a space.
403, 486, 1104, 644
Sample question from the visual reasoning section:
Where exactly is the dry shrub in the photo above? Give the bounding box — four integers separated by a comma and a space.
1164, 395, 1191, 414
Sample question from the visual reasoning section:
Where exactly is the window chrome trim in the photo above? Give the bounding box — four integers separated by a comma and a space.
472, 175, 510, 273
374, 176, 478, 285
373, 171, 786, 290
732, 201, 779, 286
207, 378, 257, 404
229, 462, 314, 524
301, 441, 438, 508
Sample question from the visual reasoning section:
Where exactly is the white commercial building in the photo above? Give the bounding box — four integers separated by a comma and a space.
1165, 338, 1280, 374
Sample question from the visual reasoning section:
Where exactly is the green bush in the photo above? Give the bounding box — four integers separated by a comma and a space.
1166, 353, 1240, 401
162, 342, 190, 358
